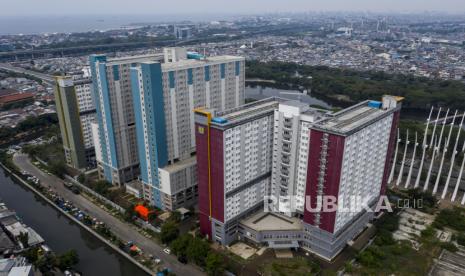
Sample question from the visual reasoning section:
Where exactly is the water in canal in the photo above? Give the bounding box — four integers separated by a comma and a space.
0, 167, 148, 276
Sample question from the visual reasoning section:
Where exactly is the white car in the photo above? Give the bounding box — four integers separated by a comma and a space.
163, 248, 171, 254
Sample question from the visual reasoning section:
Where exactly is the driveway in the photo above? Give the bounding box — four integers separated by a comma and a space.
13, 153, 204, 276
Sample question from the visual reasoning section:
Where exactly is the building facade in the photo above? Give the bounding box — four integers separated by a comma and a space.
302, 96, 401, 259
270, 102, 326, 215
89, 54, 163, 185
54, 76, 97, 169
131, 51, 245, 210
195, 98, 277, 244
196, 95, 402, 260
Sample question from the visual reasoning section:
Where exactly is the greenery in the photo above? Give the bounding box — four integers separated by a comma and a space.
205, 252, 225, 276
440, 242, 458, 253
455, 233, 465, 246
56, 250, 80, 270
0, 113, 58, 145
18, 231, 29, 247
433, 208, 465, 231
169, 233, 225, 275
259, 257, 320, 276
22, 248, 79, 273
89, 180, 112, 195
160, 222, 179, 244
77, 173, 86, 184
170, 233, 192, 257
353, 205, 440, 275
246, 60, 465, 112
186, 237, 210, 266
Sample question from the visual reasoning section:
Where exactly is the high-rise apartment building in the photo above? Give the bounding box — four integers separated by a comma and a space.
131, 50, 245, 210
302, 95, 401, 259
195, 98, 277, 244
270, 102, 326, 214
89, 54, 163, 185
54, 76, 97, 169
195, 95, 402, 260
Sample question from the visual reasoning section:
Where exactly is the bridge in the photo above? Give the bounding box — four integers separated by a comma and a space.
0, 63, 55, 84
433, 113, 465, 125
0, 40, 181, 62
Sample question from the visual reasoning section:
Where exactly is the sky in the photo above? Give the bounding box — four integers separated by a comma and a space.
3, 0, 465, 16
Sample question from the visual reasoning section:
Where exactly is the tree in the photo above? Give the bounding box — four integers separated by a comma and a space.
35, 254, 56, 274
441, 242, 458, 253
169, 211, 182, 223
49, 161, 67, 178
160, 222, 179, 244
171, 234, 192, 257
22, 247, 40, 263
77, 173, 86, 184
205, 252, 225, 276
455, 233, 465, 246
186, 237, 210, 266
124, 204, 137, 222
18, 231, 29, 248
56, 250, 79, 270
91, 180, 111, 196
374, 229, 395, 246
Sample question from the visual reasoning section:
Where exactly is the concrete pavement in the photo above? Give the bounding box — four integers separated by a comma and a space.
13, 153, 204, 276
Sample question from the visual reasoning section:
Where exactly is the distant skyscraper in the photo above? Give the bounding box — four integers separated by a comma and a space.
174, 25, 192, 40
131, 49, 245, 210
54, 76, 96, 169
89, 54, 163, 185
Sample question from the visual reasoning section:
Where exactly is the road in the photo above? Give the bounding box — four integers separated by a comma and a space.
0, 63, 55, 83
13, 153, 204, 276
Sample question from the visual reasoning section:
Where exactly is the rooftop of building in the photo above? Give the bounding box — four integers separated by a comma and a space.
313, 95, 402, 135
161, 55, 243, 71
0, 92, 35, 104
159, 155, 197, 174
240, 211, 302, 232
195, 97, 328, 129
210, 97, 281, 127
0, 230, 14, 251
0, 88, 19, 97
105, 53, 164, 66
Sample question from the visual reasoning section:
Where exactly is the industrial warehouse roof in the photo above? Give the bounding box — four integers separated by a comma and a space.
0, 92, 34, 105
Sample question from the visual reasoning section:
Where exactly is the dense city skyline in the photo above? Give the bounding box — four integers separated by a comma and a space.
3, 0, 465, 16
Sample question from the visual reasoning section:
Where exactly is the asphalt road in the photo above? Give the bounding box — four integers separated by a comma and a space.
13, 153, 204, 276
0, 63, 55, 83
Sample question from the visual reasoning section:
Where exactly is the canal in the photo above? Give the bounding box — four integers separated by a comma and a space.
0, 167, 148, 276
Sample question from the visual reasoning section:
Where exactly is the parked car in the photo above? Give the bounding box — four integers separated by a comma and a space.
163, 248, 171, 254
177, 255, 187, 264
63, 182, 73, 189
70, 186, 80, 194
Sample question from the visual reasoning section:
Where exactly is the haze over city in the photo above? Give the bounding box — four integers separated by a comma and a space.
3, 0, 465, 15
